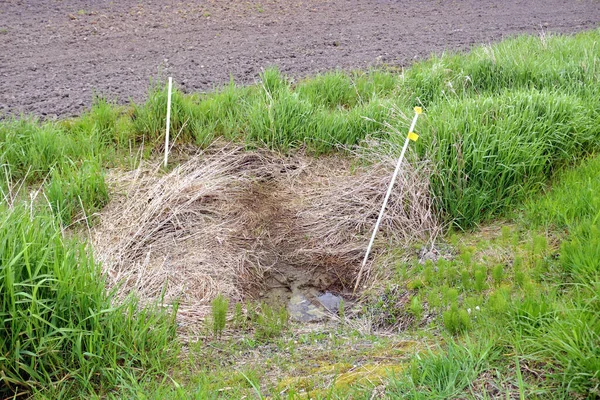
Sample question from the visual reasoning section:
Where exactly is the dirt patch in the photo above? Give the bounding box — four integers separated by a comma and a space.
229, 181, 336, 304
92, 143, 438, 329
1, 0, 598, 117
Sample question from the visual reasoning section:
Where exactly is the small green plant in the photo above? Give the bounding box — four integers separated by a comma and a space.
512, 256, 526, 287
211, 294, 229, 338
232, 303, 246, 330
492, 264, 505, 286
423, 262, 434, 284
459, 246, 475, 267
409, 295, 424, 322
488, 288, 510, 315
437, 258, 448, 283
254, 303, 288, 342
445, 261, 460, 286
442, 287, 459, 306
442, 305, 471, 335
407, 278, 424, 290
474, 265, 488, 292
427, 288, 441, 310
460, 269, 471, 290
500, 226, 512, 244
531, 234, 549, 258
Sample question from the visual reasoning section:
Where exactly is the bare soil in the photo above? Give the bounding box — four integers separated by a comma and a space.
1, 0, 598, 118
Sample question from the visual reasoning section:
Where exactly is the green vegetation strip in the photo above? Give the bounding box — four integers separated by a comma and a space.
0, 29, 599, 398
0, 204, 178, 398
383, 155, 599, 398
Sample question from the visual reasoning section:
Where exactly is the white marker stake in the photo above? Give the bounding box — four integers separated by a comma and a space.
164, 77, 173, 168
354, 107, 422, 292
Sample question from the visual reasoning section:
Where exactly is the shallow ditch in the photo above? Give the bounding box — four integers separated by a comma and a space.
235, 180, 353, 321
258, 262, 350, 322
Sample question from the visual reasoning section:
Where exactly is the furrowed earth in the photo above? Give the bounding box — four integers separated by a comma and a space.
0, 0, 598, 118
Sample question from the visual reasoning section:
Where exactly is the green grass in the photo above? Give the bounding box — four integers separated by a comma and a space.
46, 160, 109, 226
385, 154, 600, 398
130, 28, 599, 227
388, 337, 499, 399
0, 203, 179, 398
419, 88, 599, 227
403, 31, 599, 105
527, 155, 600, 229
0, 119, 87, 182
1, 28, 600, 398
130, 68, 393, 152
210, 294, 229, 338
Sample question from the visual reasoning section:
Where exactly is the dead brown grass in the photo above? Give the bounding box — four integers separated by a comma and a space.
92, 142, 439, 327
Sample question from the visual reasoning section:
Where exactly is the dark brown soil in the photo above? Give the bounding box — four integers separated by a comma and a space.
233, 178, 348, 308
1, 0, 598, 118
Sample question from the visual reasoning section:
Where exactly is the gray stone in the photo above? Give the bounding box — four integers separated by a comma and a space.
288, 293, 326, 322
317, 292, 342, 312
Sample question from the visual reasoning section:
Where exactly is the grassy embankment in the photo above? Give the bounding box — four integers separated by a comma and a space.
1, 29, 599, 398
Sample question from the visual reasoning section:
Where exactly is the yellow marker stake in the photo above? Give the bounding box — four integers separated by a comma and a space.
354, 106, 423, 292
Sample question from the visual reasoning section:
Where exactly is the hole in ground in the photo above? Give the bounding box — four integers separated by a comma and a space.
234, 180, 354, 321
256, 261, 351, 322
93, 146, 438, 328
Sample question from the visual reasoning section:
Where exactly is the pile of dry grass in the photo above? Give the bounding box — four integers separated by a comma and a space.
92, 143, 439, 326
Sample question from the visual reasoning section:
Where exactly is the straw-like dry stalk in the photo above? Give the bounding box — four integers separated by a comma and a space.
93, 143, 439, 327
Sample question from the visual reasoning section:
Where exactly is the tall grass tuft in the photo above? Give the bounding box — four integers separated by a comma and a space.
419, 89, 599, 228
0, 203, 178, 397
0, 119, 76, 182
67, 96, 136, 148
46, 160, 109, 226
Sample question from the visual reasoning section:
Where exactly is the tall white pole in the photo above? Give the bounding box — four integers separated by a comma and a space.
354, 107, 422, 292
164, 77, 173, 168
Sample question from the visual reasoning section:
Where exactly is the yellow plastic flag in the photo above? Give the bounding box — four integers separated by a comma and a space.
414, 106, 423, 115
408, 131, 419, 142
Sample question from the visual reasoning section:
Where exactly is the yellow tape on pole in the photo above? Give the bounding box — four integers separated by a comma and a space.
354, 107, 423, 292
